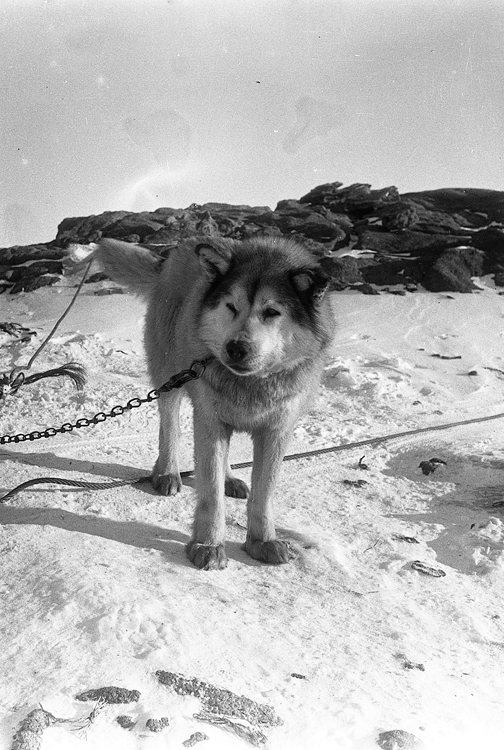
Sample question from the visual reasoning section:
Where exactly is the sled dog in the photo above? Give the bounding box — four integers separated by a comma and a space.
95, 235, 335, 569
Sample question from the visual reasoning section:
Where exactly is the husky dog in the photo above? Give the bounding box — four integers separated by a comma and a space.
95, 236, 335, 570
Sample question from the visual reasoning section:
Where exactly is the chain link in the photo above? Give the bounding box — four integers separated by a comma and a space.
0, 358, 212, 446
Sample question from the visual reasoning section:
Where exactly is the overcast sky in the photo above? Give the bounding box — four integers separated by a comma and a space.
1, 0, 503, 245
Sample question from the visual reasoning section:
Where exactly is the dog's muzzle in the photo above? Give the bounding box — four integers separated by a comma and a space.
225, 339, 257, 375
226, 339, 250, 362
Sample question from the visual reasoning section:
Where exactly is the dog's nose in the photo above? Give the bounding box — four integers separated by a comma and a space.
226, 339, 249, 362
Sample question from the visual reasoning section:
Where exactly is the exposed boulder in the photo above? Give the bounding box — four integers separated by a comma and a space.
356, 228, 469, 257
0, 244, 65, 265
56, 211, 130, 244
401, 187, 504, 224
300, 182, 400, 219
423, 247, 485, 293
10, 273, 61, 294
4, 180, 504, 294
319, 256, 363, 289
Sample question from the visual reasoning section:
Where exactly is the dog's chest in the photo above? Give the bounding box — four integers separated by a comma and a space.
191, 370, 300, 432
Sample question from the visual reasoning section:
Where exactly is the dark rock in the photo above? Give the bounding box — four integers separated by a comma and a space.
377, 729, 425, 749
104, 214, 165, 241
356, 228, 469, 257
4, 260, 63, 284
85, 271, 109, 283
472, 227, 504, 275
0, 244, 64, 265
7, 179, 504, 295
423, 247, 485, 292
116, 715, 136, 729
183, 731, 210, 747
402, 187, 504, 224
360, 259, 416, 287
320, 256, 363, 288
380, 201, 420, 232
10, 274, 61, 294
409, 207, 469, 234
298, 181, 344, 205
76, 686, 140, 704
11, 708, 58, 750
300, 182, 399, 219
275, 199, 306, 212
359, 283, 380, 295
156, 670, 282, 727
268, 210, 344, 242
380, 199, 469, 234
56, 211, 129, 244
196, 202, 271, 215
145, 717, 170, 732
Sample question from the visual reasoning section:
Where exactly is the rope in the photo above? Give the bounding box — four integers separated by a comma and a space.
24, 258, 93, 371
229, 408, 504, 468
3, 408, 504, 503
0, 259, 92, 396
0, 476, 151, 503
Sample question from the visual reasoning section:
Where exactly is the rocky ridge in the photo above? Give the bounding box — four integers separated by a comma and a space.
2, 181, 504, 294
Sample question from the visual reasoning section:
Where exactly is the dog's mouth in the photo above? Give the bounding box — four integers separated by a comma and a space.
224, 361, 258, 376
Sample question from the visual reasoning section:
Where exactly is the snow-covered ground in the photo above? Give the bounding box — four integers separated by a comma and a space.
1, 274, 504, 750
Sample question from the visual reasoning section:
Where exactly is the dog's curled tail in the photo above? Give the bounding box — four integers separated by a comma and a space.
95, 238, 162, 297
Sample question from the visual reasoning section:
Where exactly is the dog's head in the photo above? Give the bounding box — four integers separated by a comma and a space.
195, 239, 332, 377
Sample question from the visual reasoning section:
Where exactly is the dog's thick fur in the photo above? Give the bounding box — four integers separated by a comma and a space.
95, 236, 335, 569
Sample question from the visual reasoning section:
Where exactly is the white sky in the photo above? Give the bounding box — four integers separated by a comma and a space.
1, 0, 503, 245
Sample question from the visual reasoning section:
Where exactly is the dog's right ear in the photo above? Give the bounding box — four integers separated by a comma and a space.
195, 242, 232, 280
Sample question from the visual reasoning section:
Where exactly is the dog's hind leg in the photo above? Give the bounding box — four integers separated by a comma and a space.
243, 426, 298, 564
152, 389, 184, 496
224, 449, 250, 499
186, 413, 229, 570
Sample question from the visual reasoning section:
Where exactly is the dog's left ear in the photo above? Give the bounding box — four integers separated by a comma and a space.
291, 267, 329, 304
195, 242, 232, 280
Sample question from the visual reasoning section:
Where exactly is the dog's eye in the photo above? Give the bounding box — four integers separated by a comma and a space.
226, 302, 238, 316
263, 308, 281, 319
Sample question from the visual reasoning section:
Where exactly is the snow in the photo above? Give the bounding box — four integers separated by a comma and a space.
1, 276, 504, 749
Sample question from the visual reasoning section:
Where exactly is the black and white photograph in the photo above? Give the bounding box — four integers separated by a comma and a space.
1, 1, 504, 748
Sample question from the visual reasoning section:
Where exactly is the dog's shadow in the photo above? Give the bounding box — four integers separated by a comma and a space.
0, 448, 262, 568
0, 448, 284, 568
0, 503, 260, 568
0, 447, 199, 491
1, 448, 157, 486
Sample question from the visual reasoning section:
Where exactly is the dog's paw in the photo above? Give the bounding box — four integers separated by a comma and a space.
224, 476, 250, 499
152, 472, 182, 496
243, 538, 298, 565
186, 541, 228, 570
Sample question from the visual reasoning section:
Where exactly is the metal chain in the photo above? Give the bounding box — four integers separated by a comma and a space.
0, 358, 212, 446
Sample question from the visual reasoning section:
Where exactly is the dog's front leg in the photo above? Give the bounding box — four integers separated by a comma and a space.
152, 390, 184, 495
243, 426, 298, 564
186, 412, 229, 570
